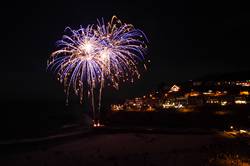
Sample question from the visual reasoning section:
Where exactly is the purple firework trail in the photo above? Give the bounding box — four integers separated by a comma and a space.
48, 16, 148, 125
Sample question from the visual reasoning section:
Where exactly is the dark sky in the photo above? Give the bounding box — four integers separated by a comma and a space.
0, 0, 249, 101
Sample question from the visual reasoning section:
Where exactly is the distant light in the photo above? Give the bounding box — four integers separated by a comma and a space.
240, 91, 249, 95
146, 106, 155, 111
111, 104, 124, 111
235, 100, 247, 104
189, 91, 200, 96
237, 82, 250, 87
239, 129, 247, 134
221, 101, 227, 106
93, 122, 104, 128
174, 104, 183, 109
230, 126, 234, 130
169, 85, 180, 92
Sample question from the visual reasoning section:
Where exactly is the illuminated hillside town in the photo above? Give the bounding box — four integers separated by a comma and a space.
111, 80, 250, 112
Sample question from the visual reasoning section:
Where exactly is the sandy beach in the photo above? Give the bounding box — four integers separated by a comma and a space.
0, 132, 221, 166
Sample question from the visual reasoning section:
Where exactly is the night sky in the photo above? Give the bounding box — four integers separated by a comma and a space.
0, 0, 249, 102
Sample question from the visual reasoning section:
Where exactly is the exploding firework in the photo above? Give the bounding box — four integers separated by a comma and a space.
47, 16, 148, 126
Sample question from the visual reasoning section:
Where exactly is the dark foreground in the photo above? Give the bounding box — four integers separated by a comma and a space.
1, 102, 250, 165
0, 128, 249, 166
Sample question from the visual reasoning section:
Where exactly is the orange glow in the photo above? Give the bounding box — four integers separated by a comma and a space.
146, 106, 155, 111
203, 91, 225, 96
111, 104, 124, 111
189, 91, 200, 96
240, 91, 249, 95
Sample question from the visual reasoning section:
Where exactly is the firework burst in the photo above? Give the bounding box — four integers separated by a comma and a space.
48, 16, 148, 126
